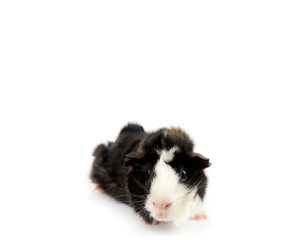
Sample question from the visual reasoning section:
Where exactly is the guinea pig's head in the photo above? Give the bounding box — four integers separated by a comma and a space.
124, 127, 210, 225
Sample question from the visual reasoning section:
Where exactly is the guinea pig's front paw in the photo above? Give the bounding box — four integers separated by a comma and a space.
93, 186, 104, 194
190, 212, 208, 221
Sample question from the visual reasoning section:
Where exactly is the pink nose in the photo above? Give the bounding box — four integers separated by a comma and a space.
153, 201, 172, 210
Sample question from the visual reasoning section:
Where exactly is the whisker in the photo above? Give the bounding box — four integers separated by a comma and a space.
129, 175, 149, 194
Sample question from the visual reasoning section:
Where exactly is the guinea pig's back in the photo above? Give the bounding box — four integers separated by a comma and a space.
108, 123, 145, 165
90, 123, 146, 204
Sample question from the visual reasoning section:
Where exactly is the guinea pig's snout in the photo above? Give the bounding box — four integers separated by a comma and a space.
153, 200, 172, 210
151, 200, 172, 220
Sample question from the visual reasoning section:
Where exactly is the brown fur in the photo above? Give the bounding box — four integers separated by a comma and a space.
165, 127, 189, 137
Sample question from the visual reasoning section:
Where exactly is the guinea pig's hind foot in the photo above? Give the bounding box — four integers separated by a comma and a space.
93, 186, 104, 194
190, 212, 208, 221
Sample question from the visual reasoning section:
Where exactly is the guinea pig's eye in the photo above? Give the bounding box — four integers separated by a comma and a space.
145, 169, 151, 178
142, 169, 150, 179
181, 169, 187, 181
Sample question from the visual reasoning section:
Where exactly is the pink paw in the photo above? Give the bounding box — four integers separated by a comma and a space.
190, 212, 208, 221
93, 186, 104, 194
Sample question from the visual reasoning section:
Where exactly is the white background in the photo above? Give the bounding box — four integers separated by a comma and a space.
1, 1, 288, 239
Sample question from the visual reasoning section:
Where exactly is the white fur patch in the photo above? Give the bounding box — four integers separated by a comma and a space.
145, 146, 203, 225
157, 146, 180, 163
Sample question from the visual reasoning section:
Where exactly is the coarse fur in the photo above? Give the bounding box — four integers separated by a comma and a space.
90, 123, 210, 225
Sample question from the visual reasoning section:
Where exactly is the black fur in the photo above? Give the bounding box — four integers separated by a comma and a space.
90, 123, 210, 224
90, 123, 145, 204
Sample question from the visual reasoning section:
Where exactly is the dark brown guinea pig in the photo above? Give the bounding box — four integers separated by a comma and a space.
90, 123, 210, 225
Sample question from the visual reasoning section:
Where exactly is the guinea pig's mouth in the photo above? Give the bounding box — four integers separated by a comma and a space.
147, 200, 173, 221
155, 211, 169, 220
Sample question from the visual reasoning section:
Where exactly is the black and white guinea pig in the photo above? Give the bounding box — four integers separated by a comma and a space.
90, 123, 210, 225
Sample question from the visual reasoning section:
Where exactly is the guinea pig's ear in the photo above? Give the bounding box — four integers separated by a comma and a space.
124, 152, 143, 166
192, 153, 211, 169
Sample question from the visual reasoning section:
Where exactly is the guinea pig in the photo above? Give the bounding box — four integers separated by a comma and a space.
90, 123, 210, 225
